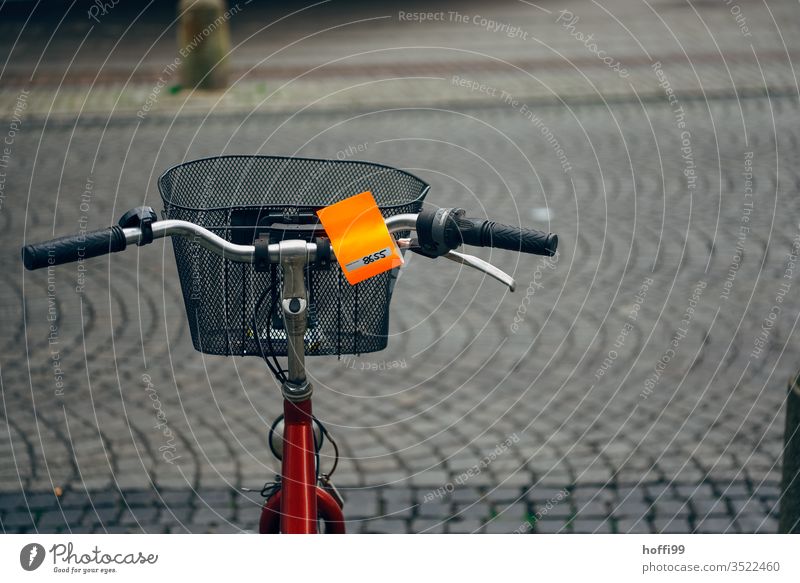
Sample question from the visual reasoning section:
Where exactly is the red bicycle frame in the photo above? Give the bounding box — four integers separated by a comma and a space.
258, 240, 345, 534
259, 398, 345, 533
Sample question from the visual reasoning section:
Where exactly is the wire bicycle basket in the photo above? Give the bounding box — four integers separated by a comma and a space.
159, 155, 429, 358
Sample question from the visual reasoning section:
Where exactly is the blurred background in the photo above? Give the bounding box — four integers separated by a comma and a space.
1, 0, 799, 533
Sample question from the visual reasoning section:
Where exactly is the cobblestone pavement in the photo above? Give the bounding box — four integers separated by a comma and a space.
1, 0, 799, 533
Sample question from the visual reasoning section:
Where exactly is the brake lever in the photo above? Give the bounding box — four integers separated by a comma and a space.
442, 250, 516, 292
398, 238, 516, 291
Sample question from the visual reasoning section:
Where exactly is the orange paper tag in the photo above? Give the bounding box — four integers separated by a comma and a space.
316, 191, 402, 285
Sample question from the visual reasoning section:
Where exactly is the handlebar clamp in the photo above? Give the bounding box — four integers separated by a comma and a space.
118, 206, 158, 246
254, 235, 271, 272
314, 238, 332, 270
416, 207, 464, 257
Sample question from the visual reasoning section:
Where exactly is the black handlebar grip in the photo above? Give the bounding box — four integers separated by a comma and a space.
466, 219, 558, 257
21, 226, 127, 270
416, 207, 559, 257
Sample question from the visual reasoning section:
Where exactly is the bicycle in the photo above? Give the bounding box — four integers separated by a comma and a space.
21, 156, 558, 534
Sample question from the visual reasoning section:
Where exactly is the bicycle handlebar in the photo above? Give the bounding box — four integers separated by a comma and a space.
21, 208, 558, 275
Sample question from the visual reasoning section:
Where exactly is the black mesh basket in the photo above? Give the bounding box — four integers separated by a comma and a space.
159, 155, 429, 357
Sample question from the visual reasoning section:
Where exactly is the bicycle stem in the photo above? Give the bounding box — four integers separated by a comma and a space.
276, 239, 314, 401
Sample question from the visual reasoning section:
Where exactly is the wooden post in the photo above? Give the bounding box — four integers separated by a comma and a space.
178, 0, 231, 90
779, 371, 800, 533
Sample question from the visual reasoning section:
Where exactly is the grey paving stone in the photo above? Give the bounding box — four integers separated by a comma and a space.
0, 493, 28, 512
616, 519, 653, 534
572, 519, 613, 533
59, 491, 92, 509
192, 507, 234, 524
753, 484, 781, 498
452, 502, 490, 521
485, 487, 525, 503
343, 490, 380, 518
362, 518, 408, 534
446, 518, 484, 534
2, 511, 36, 529
81, 506, 119, 527
196, 490, 233, 506
412, 518, 447, 533
26, 493, 59, 510
121, 490, 159, 507
87, 491, 120, 508
158, 490, 195, 506
417, 501, 450, 519
383, 501, 415, 519
693, 517, 736, 533
208, 523, 247, 534
653, 499, 691, 517
381, 488, 413, 504
753, 516, 779, 534
450, 487, 483, 504
533, 499, 573, 519
38, 509, 82, 530
610, 499, 660, 518
689, 497, 728, 517
119, 507, 159, 526
158, 506, 192, 524
483, 518, 524, 534
653, 518, 692, 534
574, 499, 610, 518
534, 520, 569, 534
